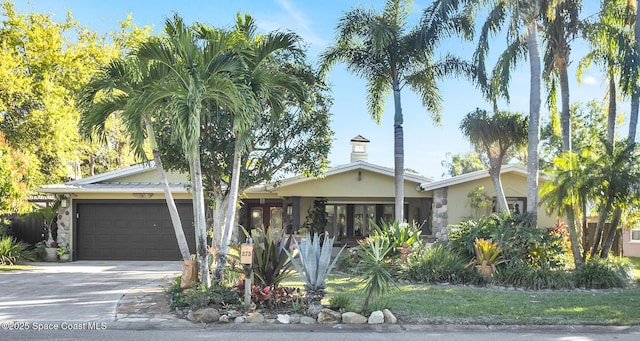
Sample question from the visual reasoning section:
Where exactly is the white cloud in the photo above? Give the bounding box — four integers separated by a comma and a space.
583, 75, 598, 85
256, 0, 328, 51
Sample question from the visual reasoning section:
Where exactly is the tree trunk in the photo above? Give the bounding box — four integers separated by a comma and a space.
629, 5, 640, 142
526, 22, 541, 227
190, 153, 210, 288
146, 119, 191, 261
590, 198, 612, 258
393, 83, 404, 223
600, 206, 622, 258
607, 76, 617, 144
489, 166, 508, 212
210, 193, 228, 252
214, 137, 242, 282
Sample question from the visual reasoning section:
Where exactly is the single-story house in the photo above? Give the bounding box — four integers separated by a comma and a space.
38, 135, 566, 261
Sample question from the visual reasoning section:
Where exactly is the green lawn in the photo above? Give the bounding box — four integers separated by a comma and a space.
627, 257, 640, 280
282, 263, 640, 326
0, 264, 36, 273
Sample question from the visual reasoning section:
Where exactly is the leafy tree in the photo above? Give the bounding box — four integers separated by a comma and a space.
441, 152, 488, 177
460, 109, 528, 212
137, 15, 251, 287
320, 0, 474, 223
0, 132, 30, 215
214, 14, 306, 282
471, 0, 544, 226
0, 2, 143, 185
79, 56, 192, 261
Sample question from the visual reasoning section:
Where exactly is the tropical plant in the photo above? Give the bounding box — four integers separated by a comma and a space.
285, 232, 345, 317
573, 257, 635, 289
137, 14, 250, 287
459, 109, 528, 212
321, 0, 474, 223
329, 293, 354, 312
231, 227, 295, 288
400, 244, 479, 284
441, 152, 488, 177
214, 14, 307, 283
466, 186, 493, 218
80, 56, 192, 261
369, 220, 422, 256
466, 238, 506, 268
356, 237, 397, 312
493, 265, 574, 290
24, 200, 61, 248
470, 0, 544, 226
0, 236, 28, 265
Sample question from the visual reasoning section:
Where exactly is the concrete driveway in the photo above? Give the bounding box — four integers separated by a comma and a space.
0, 261, 181, 323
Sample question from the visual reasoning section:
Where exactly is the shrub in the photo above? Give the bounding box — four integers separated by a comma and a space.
0, 235, 28, 265
573, 257, 635, 289
230, 227, 295, 288
493, 265, 574, 290
369, 220, 423, 257
329, 293, 353, 312
285, 232, 345, 317
336, 246, 361, 274
356, 237, 397, 311
447, 212, 567, 269
400, 245, 479, 284
166, 276, 240, 310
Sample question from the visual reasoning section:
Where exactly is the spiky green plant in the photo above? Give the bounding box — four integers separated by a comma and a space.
357, 237, 398, 312
285, 232, 345, 317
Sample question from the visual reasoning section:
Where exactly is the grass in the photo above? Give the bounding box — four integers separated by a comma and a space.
281, 266, 640, 326
626, 256, 640, 280
0, 264, 36, 272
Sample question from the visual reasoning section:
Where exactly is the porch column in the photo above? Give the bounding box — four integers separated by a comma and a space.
292, 196, 301, 231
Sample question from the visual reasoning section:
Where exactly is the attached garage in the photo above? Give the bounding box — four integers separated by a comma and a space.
75, 200, 196, 261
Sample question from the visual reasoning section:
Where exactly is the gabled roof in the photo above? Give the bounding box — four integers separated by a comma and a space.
37, 161, 189, 194
251, 160, 432, 191
419, 164, 529, 192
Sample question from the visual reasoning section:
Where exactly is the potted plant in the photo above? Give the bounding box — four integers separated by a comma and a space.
57, 244, 70, 262
24, 200, 61, 261
466, 238, 505, 279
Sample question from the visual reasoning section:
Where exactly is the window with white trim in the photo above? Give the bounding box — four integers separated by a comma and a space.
631, 229, 640, 242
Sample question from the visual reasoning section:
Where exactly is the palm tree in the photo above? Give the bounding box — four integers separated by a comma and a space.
212, 14, 305, 281
320, 0, 474, 223
79, 57, 191, 261
578, 0, 635, 144
137, 14, 250, 287
471, 0, 543, 226
460, 109, 528, 212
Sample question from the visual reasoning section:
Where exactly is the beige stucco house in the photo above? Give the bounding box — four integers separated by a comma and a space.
38, 135, 563, 261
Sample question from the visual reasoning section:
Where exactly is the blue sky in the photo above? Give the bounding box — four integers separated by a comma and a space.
13, 0, 613, 178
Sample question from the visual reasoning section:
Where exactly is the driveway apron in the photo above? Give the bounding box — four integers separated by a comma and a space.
0, 261, 181, 323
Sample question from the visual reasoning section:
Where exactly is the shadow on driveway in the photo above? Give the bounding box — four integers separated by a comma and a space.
0, 261, 181, 322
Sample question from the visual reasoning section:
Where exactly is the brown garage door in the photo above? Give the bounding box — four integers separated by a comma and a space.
76, 200, 196, 260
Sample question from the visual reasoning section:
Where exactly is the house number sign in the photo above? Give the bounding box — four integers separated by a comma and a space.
240, 243, 254, 265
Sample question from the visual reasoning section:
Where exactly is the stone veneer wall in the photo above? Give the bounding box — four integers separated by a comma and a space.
56, 206, 72, 250
431, 188, 448, 240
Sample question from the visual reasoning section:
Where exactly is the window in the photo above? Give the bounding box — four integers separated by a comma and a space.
631, 229, 640, 242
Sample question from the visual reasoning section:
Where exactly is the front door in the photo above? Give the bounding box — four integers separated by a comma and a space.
249, 204, 283, 230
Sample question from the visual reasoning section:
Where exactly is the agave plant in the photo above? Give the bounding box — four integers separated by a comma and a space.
285, 232, 345, 317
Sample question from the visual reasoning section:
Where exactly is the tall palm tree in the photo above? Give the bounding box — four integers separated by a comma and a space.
137, 15, 250, 287
320, 0, 474, 223
460, 109, 528, 212
578, 0, 634, 144
472, 0, 543, 226
79, 57, 191, 261
212, 14, 305, 281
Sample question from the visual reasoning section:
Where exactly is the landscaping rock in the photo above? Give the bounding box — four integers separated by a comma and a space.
193, 307, 220, 323
186, 310, 194, 322
245, 312, 265, 323
277, 314, 291, 324
317, 308, 342, 324
234, 316, 245, 323
367, 310, 384, 324
226, 310, 242, 318
300, 316, 317, 324
218, 315, 229, 323
342, 312, 367, 324
265, 318, 277, 324
290, 314, 301, 324
383, 309, 397, 324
